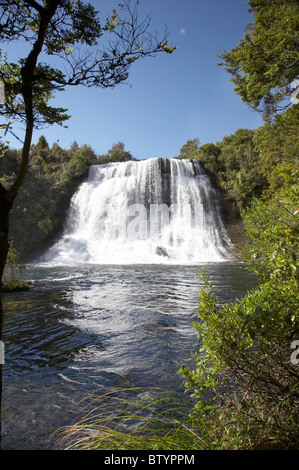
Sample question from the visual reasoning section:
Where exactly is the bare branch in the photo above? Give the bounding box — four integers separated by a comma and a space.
25, 0, 44, 14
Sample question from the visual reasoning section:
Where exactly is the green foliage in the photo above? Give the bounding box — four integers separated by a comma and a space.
177, 138, 200, 160
2, 241, 31, 292
178, 129, 268, 209
254, 105, 299, 192
0, 138, 98, 260
98, 142, 134, 164
218, 0, 299, 116
196, 143, 221, 175
179, 170, 299, 449
178, 103, 299, 211
216, 128, 267, 207
242, 165, 299, 280
159, 41, 177, 54
0, 0, 176, 133
0, 53, 70, 128
35, 135, 49, 150
0, 128, 9, 158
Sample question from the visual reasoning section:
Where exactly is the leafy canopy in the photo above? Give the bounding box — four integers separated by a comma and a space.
177, 138, 200, 160
0, 0, 176, 202
99, 141, 133, 163
0, 0, 175, 131
218, 0, 299, 117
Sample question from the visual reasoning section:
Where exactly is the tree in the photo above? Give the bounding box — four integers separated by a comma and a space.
253, 104, 299, 192
35, 135, 49, 150
0, 0, 176, 447
217, 128, 267, 208
218, 0, 299, 117
177, 138, 200, 159
98, 141, 133, 163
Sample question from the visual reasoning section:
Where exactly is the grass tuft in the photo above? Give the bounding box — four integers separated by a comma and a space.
55, 387, 218, 450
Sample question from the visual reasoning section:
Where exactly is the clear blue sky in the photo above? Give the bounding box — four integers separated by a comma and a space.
4, 0, 264, 160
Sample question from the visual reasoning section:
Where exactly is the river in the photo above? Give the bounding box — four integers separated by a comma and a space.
1, 261, 256, 450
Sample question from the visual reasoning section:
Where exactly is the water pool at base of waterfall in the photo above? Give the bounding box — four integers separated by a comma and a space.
2, 261, 257, 450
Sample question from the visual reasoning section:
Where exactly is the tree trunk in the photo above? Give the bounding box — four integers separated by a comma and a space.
0, 188, 12, 280
0, 185, 13, 450
0, 1, 61, 450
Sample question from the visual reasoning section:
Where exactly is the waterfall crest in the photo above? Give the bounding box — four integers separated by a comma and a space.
41, 158, 232, 265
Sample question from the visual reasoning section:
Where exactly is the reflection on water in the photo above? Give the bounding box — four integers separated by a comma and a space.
2, 262, 257, 449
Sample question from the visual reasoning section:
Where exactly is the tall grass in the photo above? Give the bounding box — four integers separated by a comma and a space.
56, 387, 220, 450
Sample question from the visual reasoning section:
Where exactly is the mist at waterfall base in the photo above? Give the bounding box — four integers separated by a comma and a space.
2, 159, 256, 450
40, 158, 233, 265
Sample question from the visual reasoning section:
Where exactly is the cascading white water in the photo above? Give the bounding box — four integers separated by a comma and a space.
41, 158, 232, 265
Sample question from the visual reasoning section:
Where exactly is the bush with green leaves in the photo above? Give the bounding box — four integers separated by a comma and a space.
242, 165, 299, 280
1, 242, 31, 292
179, 165, 299, 449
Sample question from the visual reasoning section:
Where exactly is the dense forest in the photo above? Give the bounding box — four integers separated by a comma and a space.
177, 104, 299, 209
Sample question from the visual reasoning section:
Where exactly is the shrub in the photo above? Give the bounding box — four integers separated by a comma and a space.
179, 166, 299, 449
2, 242, 31, 292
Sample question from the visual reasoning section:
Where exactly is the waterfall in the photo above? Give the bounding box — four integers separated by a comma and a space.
41, 158, 232, 265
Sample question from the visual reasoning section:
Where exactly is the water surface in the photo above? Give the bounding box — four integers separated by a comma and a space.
2, 261, 256, 449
